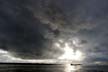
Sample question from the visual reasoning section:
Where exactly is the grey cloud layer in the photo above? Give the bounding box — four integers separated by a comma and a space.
0, 0, 108, 63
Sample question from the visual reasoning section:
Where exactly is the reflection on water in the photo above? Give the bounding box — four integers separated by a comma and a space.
65, 64, 81, 72
0, 63, 81, 72
0, 63, 107, 72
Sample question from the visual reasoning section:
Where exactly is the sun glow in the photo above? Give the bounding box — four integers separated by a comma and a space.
58, 43, 83, 61
55, 38, 84, 61
65, 64, 81, 72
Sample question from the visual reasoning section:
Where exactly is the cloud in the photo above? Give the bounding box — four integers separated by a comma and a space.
0, 0, 75, 60
0, 0, 108, 64
0, 0, 64, 59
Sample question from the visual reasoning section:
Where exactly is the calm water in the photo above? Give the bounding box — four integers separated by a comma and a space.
0, 63, 107, 72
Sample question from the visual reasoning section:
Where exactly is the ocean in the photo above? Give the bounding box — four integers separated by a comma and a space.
0, 63, 107, 72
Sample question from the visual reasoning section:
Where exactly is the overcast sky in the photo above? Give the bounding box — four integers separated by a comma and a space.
0, 0, 108, 64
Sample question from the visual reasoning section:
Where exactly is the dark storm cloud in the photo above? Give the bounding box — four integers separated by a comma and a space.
40, 0, 108, 63
0, 0, 65, 59
64, 0, 108, 32
58, 0, 108, 64
0, 0, 108, 63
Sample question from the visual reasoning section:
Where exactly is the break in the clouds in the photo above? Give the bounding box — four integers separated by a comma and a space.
0, 0, 108, 64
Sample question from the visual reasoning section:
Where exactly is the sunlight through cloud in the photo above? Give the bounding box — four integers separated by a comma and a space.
53, 37, 85, 62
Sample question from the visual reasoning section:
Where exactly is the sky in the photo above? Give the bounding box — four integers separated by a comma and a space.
0, 0, 108, 65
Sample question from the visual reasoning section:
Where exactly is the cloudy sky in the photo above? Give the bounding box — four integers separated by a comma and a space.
0, 0, 108, 64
